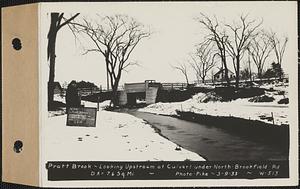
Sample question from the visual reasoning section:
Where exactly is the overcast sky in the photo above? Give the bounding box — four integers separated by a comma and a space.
42, 1, 297, 88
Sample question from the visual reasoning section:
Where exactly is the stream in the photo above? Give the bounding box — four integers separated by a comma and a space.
123, 109, 288, 161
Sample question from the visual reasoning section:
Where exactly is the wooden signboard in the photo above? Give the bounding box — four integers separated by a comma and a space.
66, 107, 97, 127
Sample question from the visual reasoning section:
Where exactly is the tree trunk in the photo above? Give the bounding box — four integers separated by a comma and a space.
108, 71, 115, 107
249, 60, 252, 82
107, 70, 110, 90
257, 67, 262, 79
107, 65, 122, 108
185, 74, 189, 85
222, 56, 230, 86
111, 76, 121, 108
47, 13, 79, 111
279, 63, 282, 80
202, 69, 205, 84
235, 56, 240, 88
47, 13, 59, 110
111, 84, 119, 107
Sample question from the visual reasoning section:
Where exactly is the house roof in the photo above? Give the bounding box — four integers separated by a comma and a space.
214, 68, 234, 76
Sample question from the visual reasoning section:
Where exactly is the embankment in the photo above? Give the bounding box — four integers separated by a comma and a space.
175, 110, 289, 151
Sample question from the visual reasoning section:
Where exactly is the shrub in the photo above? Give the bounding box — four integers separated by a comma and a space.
278, 98, 289, 104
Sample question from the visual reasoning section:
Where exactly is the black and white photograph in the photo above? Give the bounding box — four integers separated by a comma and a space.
39, 1, 298, 187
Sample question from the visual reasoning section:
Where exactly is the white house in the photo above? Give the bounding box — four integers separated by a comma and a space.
213, 69, 235, 82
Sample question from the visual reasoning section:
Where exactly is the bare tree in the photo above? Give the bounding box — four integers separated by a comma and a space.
197, 13, 231, 86
224, 15, 262, 88
189, 40, 217, 84
172, 63, 189, 85
47, 13, 80, 110
68, 15, 150, 107
269, 31, 288, 79
248, 31, 273, 79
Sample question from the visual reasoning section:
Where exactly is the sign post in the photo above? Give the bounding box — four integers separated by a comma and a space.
97, 96, 100, 111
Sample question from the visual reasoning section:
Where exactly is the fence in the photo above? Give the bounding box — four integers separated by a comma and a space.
192, 75, 289, 86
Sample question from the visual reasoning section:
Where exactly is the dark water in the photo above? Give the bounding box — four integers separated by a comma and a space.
125, 110, 288, 161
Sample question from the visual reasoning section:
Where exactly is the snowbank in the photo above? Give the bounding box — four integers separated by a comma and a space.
259, 81, 289, 94
54, 94, 65, 103
43, 107, 205, 162
83, 100, 111, 110
139, 91, 289, 126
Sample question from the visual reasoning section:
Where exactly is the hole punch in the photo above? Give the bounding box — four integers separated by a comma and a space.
12, 38, 22, 50
13, 140, 23, 153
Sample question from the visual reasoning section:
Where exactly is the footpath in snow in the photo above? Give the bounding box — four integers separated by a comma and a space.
45, 100, 205, 162
139, 86, 289, 126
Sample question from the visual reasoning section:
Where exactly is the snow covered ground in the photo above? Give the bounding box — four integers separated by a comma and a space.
139, 86, 289, 126
259, 80, 289, 94
53, 93, 65, 103
44, 100, 205, 162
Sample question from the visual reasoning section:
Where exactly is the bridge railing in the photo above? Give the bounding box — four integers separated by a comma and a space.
161, 83, 187, 90
78, 86, 125, 96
